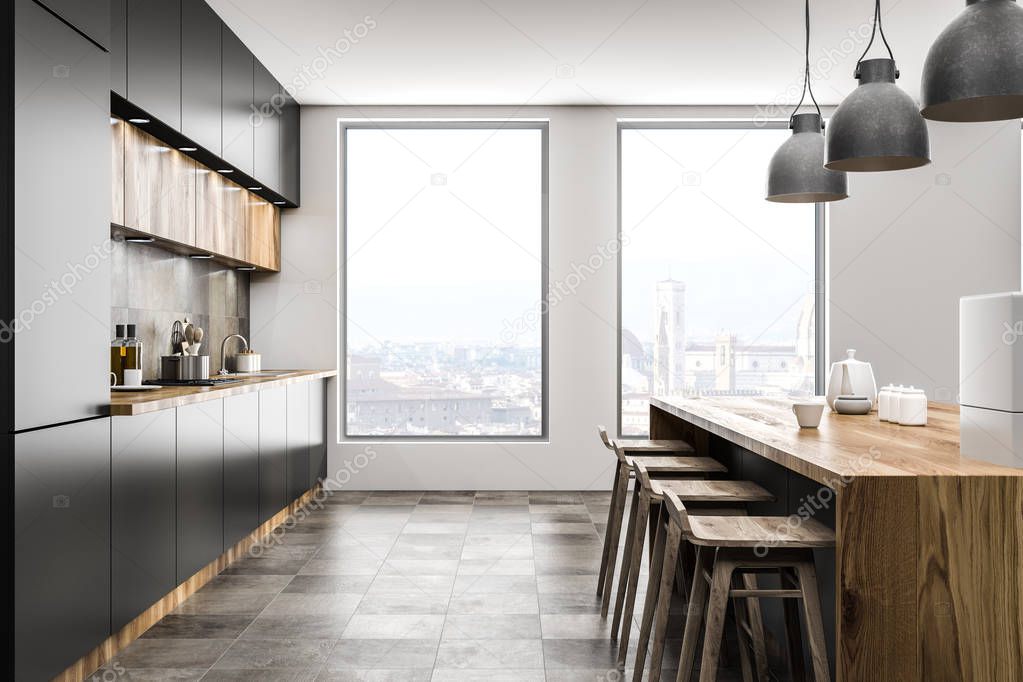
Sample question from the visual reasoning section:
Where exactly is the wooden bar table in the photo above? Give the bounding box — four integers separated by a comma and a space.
649, 396, 1023, 682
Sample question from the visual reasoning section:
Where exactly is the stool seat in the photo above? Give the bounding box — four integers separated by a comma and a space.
652, 478, 774, 505
685, 514, 836, 548
618, 438, 695, 454
624, 454, 725, 474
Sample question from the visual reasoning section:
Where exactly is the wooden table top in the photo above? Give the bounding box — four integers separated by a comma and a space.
110, 369, 337, 416
650, 396, 1023, 485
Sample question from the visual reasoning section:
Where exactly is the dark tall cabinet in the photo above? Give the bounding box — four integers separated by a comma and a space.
310, 379, 327, 488
181, 0, 222, 155
222, 24, 254, 175
224, 392, 260, 548
126, 0, 182, 128
253, 59, 281, 193
280, 90, 301, 205
14, 419, 111, 682
176, 400, 224, 581
259, 386, 288, 523
112, 410, 176, 631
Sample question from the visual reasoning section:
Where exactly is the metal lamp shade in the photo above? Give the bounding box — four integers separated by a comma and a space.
825, 59, 930, 172
766, 113, 848, 203
921, 0, 1023, 122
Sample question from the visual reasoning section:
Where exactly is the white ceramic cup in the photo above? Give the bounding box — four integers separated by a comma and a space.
792, 401, 825, 429
123, 368, 143, 388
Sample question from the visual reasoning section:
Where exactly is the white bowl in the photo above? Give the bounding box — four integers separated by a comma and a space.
792, 401, 825, 429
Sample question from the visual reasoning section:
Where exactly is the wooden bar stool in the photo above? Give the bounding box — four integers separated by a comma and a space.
596, 425, 703, 602
662, 490, 835, 682
597, 428, 723, 617
617, 462, 774, 670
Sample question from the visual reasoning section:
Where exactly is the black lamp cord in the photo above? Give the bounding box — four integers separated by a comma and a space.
855, 0, 896, 77
790, 0, 823, 129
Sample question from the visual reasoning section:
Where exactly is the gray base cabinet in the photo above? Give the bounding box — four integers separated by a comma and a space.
14, 419, 111, 682
259, 386, 288, 523
309, 379, 327, 488
112, 410, 176, 631
287, 382, 311, 503
224, 392, 260, 549
176, 400, 224, 581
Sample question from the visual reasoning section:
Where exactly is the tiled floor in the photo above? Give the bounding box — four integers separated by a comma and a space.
95, 490, 720, 681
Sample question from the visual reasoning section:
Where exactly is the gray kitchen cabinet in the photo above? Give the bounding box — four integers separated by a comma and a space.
112, 409, 176, 631
224, 391, 260, 549
259, 386, 288, 523
110, 0, 126, 97
253, 59, 281, 193
222, 23, 254, 174
14, 0, 110, 431
126, 0, 182, 129
181, 0, 223, 155
176, 400, 224, 581
279, 89, 301, 205
14, 419, 111, 682
287, 381, 311, 503
309, 379, 327, 488
38, 0, 111, 49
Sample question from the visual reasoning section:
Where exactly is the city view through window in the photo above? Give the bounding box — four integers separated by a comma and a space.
344, 126, 545, 437
620, 127, 818, 436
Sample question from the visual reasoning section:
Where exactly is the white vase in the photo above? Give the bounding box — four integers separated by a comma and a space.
825, 349, 878, 409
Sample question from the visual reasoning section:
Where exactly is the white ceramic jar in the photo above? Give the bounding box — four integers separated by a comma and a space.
899, 387, 928, 426
878, 385, 894, 421
889, 385, 904, 421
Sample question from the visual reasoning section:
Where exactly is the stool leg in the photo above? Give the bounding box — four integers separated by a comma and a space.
614, 484, 650, 649
730, 572, 755, 682
605, 478, 638, 625
601, 465, 632, 615
645, 523, 683, 682
677, 546, 714, 682
598, 460, 624, 598
742, 574, 770, 682
698, 557, 736, 682
795, 559, 831, 682
781, 568, 808, 682
633, 507, 669, 681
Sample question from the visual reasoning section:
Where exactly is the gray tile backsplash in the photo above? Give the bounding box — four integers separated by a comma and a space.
111, 239, 249, 378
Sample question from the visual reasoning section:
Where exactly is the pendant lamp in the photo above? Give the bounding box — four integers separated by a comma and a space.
921, 0, 1023, 122
825, 0, 930, 172
766, 0, 848, 202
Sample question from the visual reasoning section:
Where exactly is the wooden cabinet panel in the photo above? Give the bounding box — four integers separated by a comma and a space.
112, 118, 125, 226
197, 168, 247, 261
124, 123, 196, 244
246, 196, 281, 271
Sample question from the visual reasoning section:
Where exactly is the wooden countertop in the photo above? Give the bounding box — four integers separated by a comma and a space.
110, 370, 337, 416
650, 396, 1023, 485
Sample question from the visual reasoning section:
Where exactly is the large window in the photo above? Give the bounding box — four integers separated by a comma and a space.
344, 123, 547, 438
619, 124, 821, 437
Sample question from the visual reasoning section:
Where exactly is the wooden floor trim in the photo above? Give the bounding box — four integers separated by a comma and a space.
54, 486, 324, 682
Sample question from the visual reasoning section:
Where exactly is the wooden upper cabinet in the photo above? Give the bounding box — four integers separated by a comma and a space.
196, 169, 247, 262
123, 123, 197, 244
246, 197, 281, 271
111, 118, 125, 226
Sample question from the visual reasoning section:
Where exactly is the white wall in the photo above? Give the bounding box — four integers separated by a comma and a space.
829, 120, 1021, 401
251, 106, 1021, 490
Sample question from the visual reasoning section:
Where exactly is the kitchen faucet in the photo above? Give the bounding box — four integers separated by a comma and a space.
218, 334, 249, 375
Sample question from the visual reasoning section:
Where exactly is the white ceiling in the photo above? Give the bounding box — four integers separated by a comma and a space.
207, 0, 964, 107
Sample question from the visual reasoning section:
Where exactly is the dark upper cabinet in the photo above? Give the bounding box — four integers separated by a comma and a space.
127, 0, 182, 129
38, 0, 111, 49
177, 400, 224, 582
14, 419, 111, 681
287, 382, 310, 503
222, 24, 254, 174
280, 89, 300, 205
253, 59, 281, 193
181, 0, 222, 155
112, 410, 176, 631
110, 0, 126, 97
224, 392, 260, 549
259, 386, 288, 523
14, 0, 110, 431
309, 379, 327, 488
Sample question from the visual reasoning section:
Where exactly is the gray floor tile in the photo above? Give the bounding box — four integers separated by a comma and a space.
213, 638, 335, 670
324, 639, 439, 669
434, 639, 544, 669
109, 639, 234, 669
140, 615, 254, 639
341, 614, 446, 640
442, 614, 540, 640
284, 575, 375, 594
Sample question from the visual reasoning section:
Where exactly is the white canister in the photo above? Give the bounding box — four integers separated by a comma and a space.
899, 387, 928, 426
890, 385, 905, 421
878, 385, 894, 421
